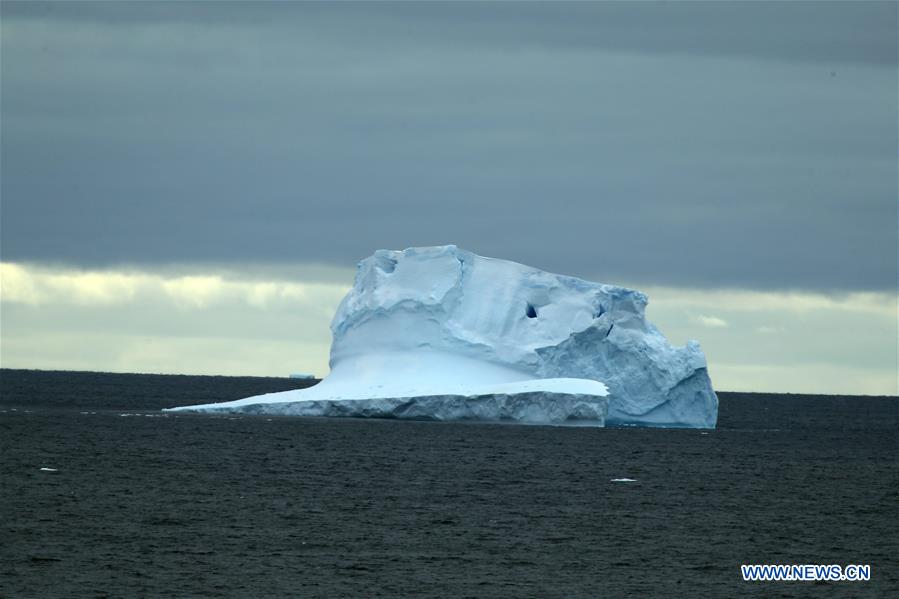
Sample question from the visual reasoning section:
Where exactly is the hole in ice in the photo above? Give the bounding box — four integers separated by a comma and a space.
594, 304, 605, 318
605, 323, 614, 337
375, 255, 397, 273
525, 303, 538, 318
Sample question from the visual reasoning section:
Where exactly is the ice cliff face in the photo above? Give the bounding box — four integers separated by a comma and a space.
169, 245, 717, 428
329, 245, 716, 427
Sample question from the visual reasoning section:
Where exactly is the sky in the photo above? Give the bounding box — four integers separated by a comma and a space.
1, 1, 897, 395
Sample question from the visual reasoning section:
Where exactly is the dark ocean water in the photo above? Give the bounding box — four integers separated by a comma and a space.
1, 369, 897, 598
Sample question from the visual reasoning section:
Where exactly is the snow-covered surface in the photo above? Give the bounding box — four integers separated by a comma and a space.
177, 380, 608, 425
170, 354, 608, 424
167, 245, 717, 427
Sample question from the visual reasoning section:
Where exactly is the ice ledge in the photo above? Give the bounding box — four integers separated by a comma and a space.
167, 391, 608, 426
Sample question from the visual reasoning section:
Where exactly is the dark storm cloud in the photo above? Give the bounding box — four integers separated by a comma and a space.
1, 1, 896, 290
4, 1, 896, 66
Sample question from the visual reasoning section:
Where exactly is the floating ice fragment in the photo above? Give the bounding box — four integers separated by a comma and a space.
39, 467, 58, 472
610, 478, 637, 483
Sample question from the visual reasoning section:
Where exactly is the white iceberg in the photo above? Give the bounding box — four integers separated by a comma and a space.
167, 245, 717, 427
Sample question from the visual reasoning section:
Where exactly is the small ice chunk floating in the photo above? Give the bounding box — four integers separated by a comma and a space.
167, 246, 717, 428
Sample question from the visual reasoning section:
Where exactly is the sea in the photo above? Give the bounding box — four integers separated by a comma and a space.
1, 368, 896, 598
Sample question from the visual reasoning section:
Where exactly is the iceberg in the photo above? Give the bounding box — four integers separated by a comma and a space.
167, 245, 717, 427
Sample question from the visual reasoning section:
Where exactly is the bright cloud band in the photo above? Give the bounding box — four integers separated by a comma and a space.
1, 262, 895, 396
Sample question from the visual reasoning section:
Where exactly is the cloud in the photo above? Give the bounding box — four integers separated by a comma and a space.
694, 315, 729, 328
755, 325, 781, 334
161, 275, 226, 309
1, 2, 896, 291
640, 285, 897, 318
0, 262, 349, 310
0, 262, 146, 305
0, 261, 352, 378
3, 2, 895, 66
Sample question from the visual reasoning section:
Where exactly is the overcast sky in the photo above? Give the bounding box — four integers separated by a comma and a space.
1, 2, 896, 394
